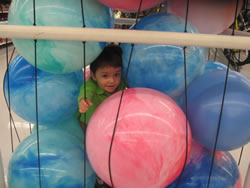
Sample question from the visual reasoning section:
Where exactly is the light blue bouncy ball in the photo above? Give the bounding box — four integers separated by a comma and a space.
185, 70, 250, 151
32, 115, 85, 142
121, 13, 207, 99
4, 55, 83, 125
166, 141, 241, 188
201, 60, 228, 74
8, 130, 96, 188
8, 0, 111, 73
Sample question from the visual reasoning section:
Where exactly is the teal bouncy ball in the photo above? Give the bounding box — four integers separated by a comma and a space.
8, 0, 112, 73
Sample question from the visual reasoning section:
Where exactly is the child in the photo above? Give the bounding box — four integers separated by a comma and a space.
78, 44, 126, 127
78, 44, 126, 188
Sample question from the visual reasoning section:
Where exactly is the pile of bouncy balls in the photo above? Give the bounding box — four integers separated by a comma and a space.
4, 0, 249, 187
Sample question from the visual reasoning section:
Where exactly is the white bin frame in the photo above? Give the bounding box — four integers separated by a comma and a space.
0, 25, 249, 188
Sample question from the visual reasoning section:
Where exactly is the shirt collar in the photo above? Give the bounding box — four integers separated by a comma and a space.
96, 85, 111, 96
94, 78, 125, 96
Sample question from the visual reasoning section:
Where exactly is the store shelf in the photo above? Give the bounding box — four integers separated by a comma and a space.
115, 18, 137, 25
0, 39, 12, 47
0, 2, 10, 47
0, 42, 12, 47
0, 21, 7, 25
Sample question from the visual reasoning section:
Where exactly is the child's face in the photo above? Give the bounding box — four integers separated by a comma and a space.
91, 66, 122, 94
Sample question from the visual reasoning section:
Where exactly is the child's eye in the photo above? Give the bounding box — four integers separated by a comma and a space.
115, 73, 121, 77
102, 74, 108, 78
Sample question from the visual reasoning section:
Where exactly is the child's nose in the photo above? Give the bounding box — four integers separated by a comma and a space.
109, 76, 115, 83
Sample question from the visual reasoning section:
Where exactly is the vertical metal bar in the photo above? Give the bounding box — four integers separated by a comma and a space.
243, 163, 250, 188
0, 150, 6, 188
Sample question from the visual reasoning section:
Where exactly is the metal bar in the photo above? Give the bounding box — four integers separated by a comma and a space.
0, 25, 250, 50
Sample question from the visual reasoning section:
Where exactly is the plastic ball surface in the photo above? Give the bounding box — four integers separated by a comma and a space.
185, 70, 250, 150
98, 0, 164, 12
201, 61, 228, 74
8, 130, 96, 188
8, 0, 111, 73
166, 141, 242, 188
168, 0, 243, 34
32, 115, 84, 142
86, 88, 192, 188
4, 55, 83, 124
121, 13, 207, 99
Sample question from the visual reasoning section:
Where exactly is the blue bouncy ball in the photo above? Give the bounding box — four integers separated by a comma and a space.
120, 13, 207, 99
201, 61, 228, 74
4, 55, 83, 125
166, 141, 242, 188
8, 0, 111, 73
32, 115, 84, 142
8, 130, 96, 188
173, 95, 184, 108
185, 70, 250, 151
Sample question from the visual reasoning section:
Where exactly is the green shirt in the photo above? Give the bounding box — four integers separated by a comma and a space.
77, 77, 126, 124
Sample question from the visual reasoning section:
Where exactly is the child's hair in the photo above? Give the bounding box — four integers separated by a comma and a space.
90, 44, 122, 74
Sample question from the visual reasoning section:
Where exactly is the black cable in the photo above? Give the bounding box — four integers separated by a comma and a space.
34, 39, 42, 188
7, 44, 15, 63
32, 0, 36, 27
174, 48, 189, 188
108, 43, 135, 188
4, 39, 14, 152
80, 0, 86, 28
3, 46, 21, 144
183, 0, 190, 33
133, 0, 143, 30
223, 0, 250, 70
108, 1, 143, 187
206, 60, 231, 188
174, 1, 190, 187
230, 0, 241, 71
79, 1, 87, 188
232, 0, 240, 36
238, 146, 244, 166
32, 0, 42, 187
206, 3, 240, 187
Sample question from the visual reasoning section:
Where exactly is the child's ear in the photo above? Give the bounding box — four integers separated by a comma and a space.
91, 71, 96, 81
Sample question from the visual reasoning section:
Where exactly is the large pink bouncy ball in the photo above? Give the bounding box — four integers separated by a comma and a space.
86, 88, 192, 188
168, 0, 243, 34
98, 0, 164, 12
185, 70, 250, 151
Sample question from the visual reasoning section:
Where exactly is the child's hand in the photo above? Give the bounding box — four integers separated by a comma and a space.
79, 99, 93, 113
